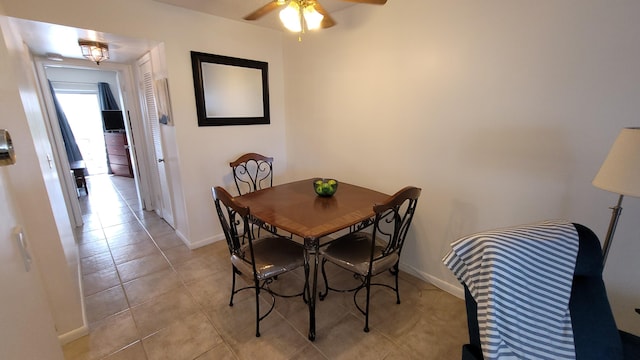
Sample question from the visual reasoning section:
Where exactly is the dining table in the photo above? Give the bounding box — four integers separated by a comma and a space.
234, 178, 390, 341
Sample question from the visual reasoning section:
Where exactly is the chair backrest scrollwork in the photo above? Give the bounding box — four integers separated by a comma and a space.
212, 186, 256, 272
371, 186, 421, 264
229, 153, 274, 196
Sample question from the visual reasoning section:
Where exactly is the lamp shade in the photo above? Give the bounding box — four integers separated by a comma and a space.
593, 127, 640, 197
279, 0, 324, 33
303, 5, 324, 30
280, 1, 302, 32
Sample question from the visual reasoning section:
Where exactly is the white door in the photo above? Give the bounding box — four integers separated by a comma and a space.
0, 167, 64, 359
137, 54, 174, 227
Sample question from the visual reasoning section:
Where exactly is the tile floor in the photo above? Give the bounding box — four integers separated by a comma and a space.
63, 175, 468, 360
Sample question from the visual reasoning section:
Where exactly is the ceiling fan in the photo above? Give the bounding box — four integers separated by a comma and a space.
244, 0, 387, 34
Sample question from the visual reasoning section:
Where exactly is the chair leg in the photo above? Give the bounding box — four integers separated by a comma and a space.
364, 275, 371, 333
254, 280, 261, 337
229, 266, 238, 306
394, 263, 401, 304
319, 258, 329, 300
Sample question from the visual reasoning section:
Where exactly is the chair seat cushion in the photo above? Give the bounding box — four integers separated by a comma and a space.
232, 236, 304, 280
320, 232, 399, 276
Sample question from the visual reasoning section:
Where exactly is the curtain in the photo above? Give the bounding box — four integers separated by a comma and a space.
49, 80, 83, 164
98, 82, 120, 111
97, 82, 121, 175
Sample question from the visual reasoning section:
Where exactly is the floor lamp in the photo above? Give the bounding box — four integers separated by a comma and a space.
592, 127, 640, 323
592, 127, 640, 265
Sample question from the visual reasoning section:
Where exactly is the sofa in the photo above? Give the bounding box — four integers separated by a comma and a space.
460, 223, 639, 360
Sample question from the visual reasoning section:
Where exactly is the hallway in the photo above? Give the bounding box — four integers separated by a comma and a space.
63, 175, 467, 359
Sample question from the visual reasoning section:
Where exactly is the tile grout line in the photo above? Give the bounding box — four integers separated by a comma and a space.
109, 177, 227, 360
86, 176, 150, 360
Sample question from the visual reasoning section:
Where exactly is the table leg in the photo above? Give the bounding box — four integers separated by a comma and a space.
305, 238, 319, 341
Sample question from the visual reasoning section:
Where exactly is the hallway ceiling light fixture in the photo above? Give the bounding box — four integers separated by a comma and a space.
78, 40, 109, 65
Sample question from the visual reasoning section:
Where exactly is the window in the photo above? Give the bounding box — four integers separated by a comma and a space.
56, 93, 108, 175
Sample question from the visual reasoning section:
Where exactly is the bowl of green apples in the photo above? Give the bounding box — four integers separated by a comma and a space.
313, 178, 338, 197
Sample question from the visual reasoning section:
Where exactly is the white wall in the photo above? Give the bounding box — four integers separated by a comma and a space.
0, 157, 64, 359
283, 0, 640, 335
0, 14, 84, 339
0, 0, 289, 247
0, 8, 65, 359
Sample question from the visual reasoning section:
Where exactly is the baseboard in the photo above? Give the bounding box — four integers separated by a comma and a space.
184, 232, 225, 250
58, 261, 89, 345
174, 229, 188, 246
58, 323, 89, 345
399, 262, 465, 299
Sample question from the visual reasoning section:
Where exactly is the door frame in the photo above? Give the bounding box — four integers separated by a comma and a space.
33, 57, 153, 226
134, 52, 175, 227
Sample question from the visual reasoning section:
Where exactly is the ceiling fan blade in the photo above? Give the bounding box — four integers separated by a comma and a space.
244, 1, 284, 21
313, 2, 337, 28
339, 0, 387, 4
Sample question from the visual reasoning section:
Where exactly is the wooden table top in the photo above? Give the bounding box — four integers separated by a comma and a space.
235, 179, 390, 240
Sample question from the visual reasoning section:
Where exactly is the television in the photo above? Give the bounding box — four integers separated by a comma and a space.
102, 110, 125, 131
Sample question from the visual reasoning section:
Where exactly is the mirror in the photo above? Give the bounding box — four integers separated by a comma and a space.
191, 51, 270, 126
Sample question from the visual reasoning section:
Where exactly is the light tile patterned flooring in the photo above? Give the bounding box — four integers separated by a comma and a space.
63, 175, 467, 360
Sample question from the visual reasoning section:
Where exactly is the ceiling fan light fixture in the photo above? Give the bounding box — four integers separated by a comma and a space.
279, 1, 302, 32
247, 0, 386, 39
78, 40, 109, 65
303, 5, 324, 30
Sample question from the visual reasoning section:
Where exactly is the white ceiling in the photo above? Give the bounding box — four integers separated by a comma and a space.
9, 0, 359, 65
12, 18, 158, 64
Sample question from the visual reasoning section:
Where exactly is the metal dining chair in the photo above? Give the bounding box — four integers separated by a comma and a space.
211, 186, 308, 337
229, 153, 273, 196
319, 186, 422, 332
229, 152, 292, 239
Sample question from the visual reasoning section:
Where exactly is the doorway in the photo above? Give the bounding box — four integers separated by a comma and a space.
136, 53, 175, 227
7, 16, 174, 231
36, 60, 146, 228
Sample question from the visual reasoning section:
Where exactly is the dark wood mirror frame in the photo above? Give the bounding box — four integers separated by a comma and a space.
191, 51, 270, 126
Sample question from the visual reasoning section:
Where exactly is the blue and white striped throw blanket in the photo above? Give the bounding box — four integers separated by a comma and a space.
443, 220, 579, 360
